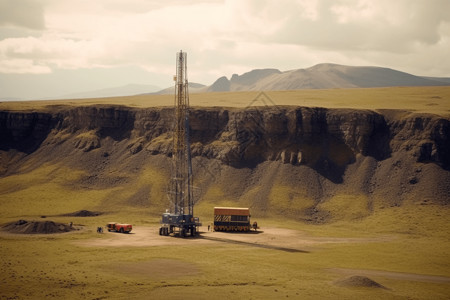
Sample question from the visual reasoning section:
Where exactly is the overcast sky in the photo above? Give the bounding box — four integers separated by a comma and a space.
1, 0, 449, 99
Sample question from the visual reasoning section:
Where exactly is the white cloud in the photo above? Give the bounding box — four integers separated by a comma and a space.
0, 0, 449, 98
331, 0, 378, 24
4, 0, 450, 69
0, 58, 51, 74
0, 36, 106, 72
0, 0, 45, 30
257, 0, 450, 54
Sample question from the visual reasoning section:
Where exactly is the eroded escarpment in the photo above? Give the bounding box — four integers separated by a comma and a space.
2, 105, 447, 168
0, 105, 449, 218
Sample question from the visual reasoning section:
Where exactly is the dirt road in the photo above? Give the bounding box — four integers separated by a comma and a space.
75, 226, 450, 285
77, 225, 389, 251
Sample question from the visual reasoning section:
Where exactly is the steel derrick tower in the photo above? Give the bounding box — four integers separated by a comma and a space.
159, 50, 199, 237
170, 50, 194, 216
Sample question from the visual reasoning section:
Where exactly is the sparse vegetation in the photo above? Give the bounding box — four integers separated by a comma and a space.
0, 88, 449, 299
1, 86, 450, 116
317, 194, 370, 221
0, 161, 449, 299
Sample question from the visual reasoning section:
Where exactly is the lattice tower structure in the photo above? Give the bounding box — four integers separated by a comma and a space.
169, 50, 194, 216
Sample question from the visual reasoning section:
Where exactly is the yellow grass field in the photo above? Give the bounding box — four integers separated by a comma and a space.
0, 161, 449, 299
1, 86, 450, 116
1, 87, 449, 299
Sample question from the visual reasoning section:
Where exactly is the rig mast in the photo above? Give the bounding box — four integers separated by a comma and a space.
159, 50, 199, 237
171, 50, 193, 216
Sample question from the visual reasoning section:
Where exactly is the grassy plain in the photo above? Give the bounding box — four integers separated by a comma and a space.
1, 87, 449, 299
0, 162, 449, 299
1, 86, 450, 116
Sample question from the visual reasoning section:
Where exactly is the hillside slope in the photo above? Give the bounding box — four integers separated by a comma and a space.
1, 104, 449, 222
207, 64, 450, 92
153, 82, 206, 95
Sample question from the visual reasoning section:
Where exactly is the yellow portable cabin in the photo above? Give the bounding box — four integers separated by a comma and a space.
214, 207, 251, 232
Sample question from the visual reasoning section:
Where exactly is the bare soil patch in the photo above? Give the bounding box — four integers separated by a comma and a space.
2, 220, 78, 234
78, 226, 389, 252
330, 268, 450, 284
77, 226, 212, 248
113, 259, 200, 278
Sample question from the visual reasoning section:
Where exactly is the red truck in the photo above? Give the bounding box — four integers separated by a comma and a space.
106, 222, 132, 233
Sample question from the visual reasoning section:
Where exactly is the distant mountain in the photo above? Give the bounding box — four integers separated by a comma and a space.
0, 97, 22, 102
56, 84, 161, 99
132, 64, 450, 97
208, 69, 281, 92
207, 64, 450, 92
153, 82, 207, 95
421, 76, 450, 84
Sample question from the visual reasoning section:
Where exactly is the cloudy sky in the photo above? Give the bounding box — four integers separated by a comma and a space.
1, 0, 449, 99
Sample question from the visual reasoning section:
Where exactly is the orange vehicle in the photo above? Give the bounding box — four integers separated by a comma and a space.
106, 222, 132, 233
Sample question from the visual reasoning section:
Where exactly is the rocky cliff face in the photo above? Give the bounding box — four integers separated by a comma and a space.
1, 105, 449, 173
0, 105, 449, 219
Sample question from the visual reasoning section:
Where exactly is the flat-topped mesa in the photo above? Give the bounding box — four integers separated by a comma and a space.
0, 106, 449, 171
1, 105, 449, 213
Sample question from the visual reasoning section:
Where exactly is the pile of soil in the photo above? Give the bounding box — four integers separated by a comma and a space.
2, 220, 77, 234
335, 275, 387, 289
63, 210, 101, 217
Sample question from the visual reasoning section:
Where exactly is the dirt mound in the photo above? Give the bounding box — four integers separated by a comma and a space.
335, 275, 387, 289
63, 210, 101, 217
2, 220, 77, 234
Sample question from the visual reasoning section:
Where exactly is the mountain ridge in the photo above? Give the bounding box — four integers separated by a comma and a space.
5, 64, 447, 101
204, 63, 450, 93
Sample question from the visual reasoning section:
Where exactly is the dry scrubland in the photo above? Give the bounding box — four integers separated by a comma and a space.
1, 87, 449, 299
1, 86, 450, 116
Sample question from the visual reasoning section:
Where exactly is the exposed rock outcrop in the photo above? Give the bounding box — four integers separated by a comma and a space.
0, 105, 449, 217
0, 111, 54, 153
1, 106, 449, 170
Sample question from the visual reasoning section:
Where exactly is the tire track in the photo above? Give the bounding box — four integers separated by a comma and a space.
200, 235, 309, 253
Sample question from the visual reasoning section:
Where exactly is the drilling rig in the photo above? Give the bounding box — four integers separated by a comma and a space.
159, 50, 201, 237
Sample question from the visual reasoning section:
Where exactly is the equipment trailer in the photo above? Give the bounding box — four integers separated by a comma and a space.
214, 207, 254, 232
159, 50, 201, 237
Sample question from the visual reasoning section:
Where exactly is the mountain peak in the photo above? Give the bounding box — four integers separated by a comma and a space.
208, 68, 282, 92
207, 64, 450, 92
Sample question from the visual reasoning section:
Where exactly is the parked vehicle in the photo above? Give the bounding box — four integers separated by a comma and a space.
106, 222, 132, 233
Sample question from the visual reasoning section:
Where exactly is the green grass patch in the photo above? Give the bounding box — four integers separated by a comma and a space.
0, 159, 449, 299
196, 185, 238, 220
268, 184, 314, 217
318, 194, 370, 221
